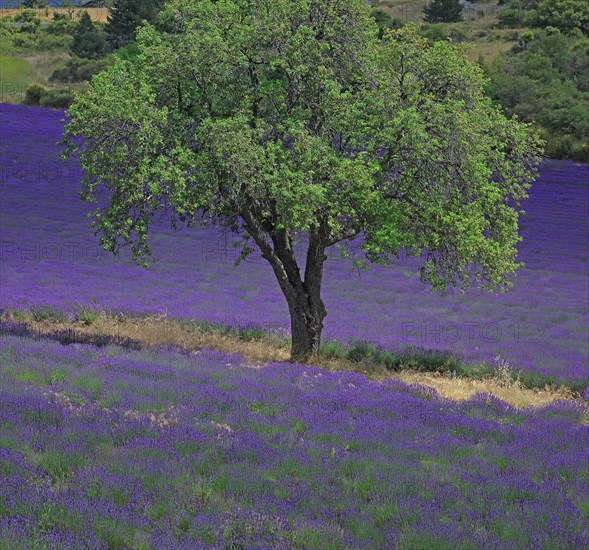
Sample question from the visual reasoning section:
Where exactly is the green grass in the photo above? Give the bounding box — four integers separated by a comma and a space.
44, 368, 68, 384
0, 54, 32, 103
71, 377, 102, 401
35, 450, 85, 484
74, 303, 101, 326
30, 305, 69, 323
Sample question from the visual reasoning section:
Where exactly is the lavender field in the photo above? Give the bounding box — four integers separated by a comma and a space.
1, 104, 588, 388
0, 96, 589, 548
0, 331, 588, 548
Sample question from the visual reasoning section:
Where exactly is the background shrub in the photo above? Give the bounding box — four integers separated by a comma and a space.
24, 82, 45, 106
50, 57, 110, 83
13, 10, 38, 24
24, 83, 74, 108
39, 88, 74, 109
497, 8, 525, 28
45, 18, 77, 36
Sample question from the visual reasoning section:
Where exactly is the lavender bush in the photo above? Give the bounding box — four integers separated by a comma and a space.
0, 103, 588, 387
0, 332, 587, 548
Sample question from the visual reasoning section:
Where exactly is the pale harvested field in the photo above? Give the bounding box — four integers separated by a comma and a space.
0, 7, 108, 22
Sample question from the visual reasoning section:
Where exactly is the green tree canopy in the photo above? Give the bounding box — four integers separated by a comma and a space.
525, 0, 589, 36
423, 0, 463, 23
63, 0, 541, 361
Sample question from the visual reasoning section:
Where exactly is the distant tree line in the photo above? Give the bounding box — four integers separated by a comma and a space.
8, 0, 589, 160
5, 0, 165, 59
10, 0, 163, 51
486, 41, 588, 160
487, 0, 589, 159
497, 0, 588, 35
13, 0, 163, 108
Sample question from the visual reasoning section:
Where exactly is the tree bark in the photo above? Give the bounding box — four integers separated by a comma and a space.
287, 228, 327, 362
288, 279, 326, 362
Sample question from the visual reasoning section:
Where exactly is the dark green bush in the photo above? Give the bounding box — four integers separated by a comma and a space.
30, 305, 69, 323
372, 349, 402, 369
542, 132, 589, 161
45, 18, 77, 36
50, 57, 109, 83
24, 83, 74, 109
14, 10, 38, 23
408, 350, 463, 373
518, 370, 557, 389
35, 33, 72, 51
319, 340, 348, 359
39, 88, 74, 109
497, 8, 525, 28
19, 20, 41, 34
420, 24, 448, 43
24, 83, 45, 106
348, 342, 378, 363
11, 31, 71, 52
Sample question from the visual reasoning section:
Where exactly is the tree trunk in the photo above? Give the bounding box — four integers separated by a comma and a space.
288, 283, 326, 362
286, 230, 328, 362
237, 207, 328, 363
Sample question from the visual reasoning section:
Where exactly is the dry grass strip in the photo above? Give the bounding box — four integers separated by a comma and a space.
1, 310, 583, 413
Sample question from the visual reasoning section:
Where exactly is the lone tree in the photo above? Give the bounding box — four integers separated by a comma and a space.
423, 0, 464, 23
63, 0, 541, 361
105, 0, 163, 50
61, 1, 80, 20
70, 11, 108, 59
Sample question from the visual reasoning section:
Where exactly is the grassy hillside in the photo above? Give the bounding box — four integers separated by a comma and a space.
377, 0, 515, 62
0, 54, 31, 103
